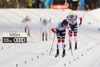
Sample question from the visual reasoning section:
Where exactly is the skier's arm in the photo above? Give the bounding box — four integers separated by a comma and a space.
51, 23, 59, 34
77, 15, 82, 26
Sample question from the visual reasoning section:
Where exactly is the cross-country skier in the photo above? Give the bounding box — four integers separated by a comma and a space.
22, 16, 31, 36
51, 20, 72, 57
40, 18, 51, 41
65, 13, 82, 50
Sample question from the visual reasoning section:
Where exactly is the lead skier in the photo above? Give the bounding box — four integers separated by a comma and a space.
22, 16, 31, 36
40, 18, 51, 41
51, 20, 72, 57
65, 13, 82, 50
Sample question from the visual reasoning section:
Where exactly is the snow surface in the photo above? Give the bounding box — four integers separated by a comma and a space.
0, 9, 100, 67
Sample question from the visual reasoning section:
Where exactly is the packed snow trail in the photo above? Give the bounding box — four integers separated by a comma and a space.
0, 9, 100, 67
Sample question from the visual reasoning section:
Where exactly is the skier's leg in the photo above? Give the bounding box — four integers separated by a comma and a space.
55, 39, 61, 57
73, 24, 78, 50
28, 26, 30, 36
25, 26, 27, 33
62, 39, 66, 50
57, 39, 61, 52
69, 33, 72, 50
62, 39, 66, 57
45, 32, 48, 41
42, 32, 44, 41
69, 25, 73, 50
55, 30, 61, 57
62, 31, 66, 54
74, 33, 78, 50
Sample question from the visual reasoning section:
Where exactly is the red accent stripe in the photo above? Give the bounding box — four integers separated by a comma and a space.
75, 42, 77, 45
70, 34, 72, 37
74, 34, 77, 36
62, 39, 65, 43
63, 49, 65, 50
69, 30, 72, 33
58, 39, 61, 43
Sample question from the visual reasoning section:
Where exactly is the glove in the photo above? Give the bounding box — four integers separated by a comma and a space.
79, 23, 82, 26
51, 28, 56, 34
68, 30, 72, 36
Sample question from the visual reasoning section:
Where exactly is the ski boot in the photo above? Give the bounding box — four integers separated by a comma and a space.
42, 38, 44, 41
75, 45, 77, 50
75, 42, 77, 50
46, 38, 47, 41
55, 49, 59, 57
62, 49, 65, 57
28, 33, 31, 37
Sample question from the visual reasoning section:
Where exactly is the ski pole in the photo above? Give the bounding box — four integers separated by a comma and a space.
82, 13, 85, 19
50, 34, 55, 55
49, 18, 51, 41
40, 18, 42, 41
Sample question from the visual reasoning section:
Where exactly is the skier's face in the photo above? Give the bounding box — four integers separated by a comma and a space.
70, 15, 74, 18
27, 17, 29, 20
44, 20, 47, 22
63, 24, 68, 27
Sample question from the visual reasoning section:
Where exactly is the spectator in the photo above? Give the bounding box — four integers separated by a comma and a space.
89, 0, 92, 10
72, 0, 78, 10
32, 0, 37, 8
50, 0, 53, 9
79, 0, 85, 10
93, 0, 97, 9
45, 0, 50, 8
36, 0, 40, 8
67, 0, 72, 9
85, 0, 89, 11
53, 0, 57, 4
40, 0, 45, 8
